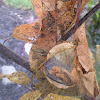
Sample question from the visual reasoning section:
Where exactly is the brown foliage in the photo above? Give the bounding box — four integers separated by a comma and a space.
8, 0, 99, 99
43, 24, 99, 98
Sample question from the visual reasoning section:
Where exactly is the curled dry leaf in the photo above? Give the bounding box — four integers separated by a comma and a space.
81, 72, 97, 97
30, 0, 43, 24
29, 44, 48, 72
96, 45, 100, 64
12, 22, 41, 43
73, 23, 94, 72
20, 90, 41, 100
43, 42, 75, 88
33, 42, 80, 97
8, 71, 30, 85
47, 42, 74, 59
43, 93, 80, 100
72, 23, 99, 97
71, 68, 99, 97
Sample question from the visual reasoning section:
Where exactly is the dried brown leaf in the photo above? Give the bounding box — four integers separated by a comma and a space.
47, 42, 74, 59
8, 71, 30, 85
72, 23, 99, 97
12, 22, 41, 43
82, 72, 95, 97
20, 90, 41, 100
30, 0, 43, 24
73, 23, 94, 72
72, 68, 99, 97
43, 42, 75, 88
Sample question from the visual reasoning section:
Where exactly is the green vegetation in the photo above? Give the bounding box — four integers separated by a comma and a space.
3, 0, 33, 10
87, 0, 100, 45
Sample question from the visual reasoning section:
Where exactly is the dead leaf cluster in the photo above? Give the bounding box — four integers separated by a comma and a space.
3, 0, 99, 99
42, 24, 99, 98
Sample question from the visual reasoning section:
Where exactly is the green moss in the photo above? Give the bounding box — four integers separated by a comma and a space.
3, 0, 33, 10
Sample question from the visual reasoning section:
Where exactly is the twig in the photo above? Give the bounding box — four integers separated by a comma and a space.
0, 43, 32, 72
24, 85, 33, 91
3, 36, 12, 44
30, 73, 36, 90
73, 0, 82, 33
60, 2, 100, 41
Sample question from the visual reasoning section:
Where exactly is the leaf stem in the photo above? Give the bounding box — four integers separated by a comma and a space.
24, 85, 33, 91
30, 73, 36, 90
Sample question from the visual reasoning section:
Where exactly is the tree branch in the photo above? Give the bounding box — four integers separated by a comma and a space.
60, 1, 100, 41
0, 43, 32, 72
